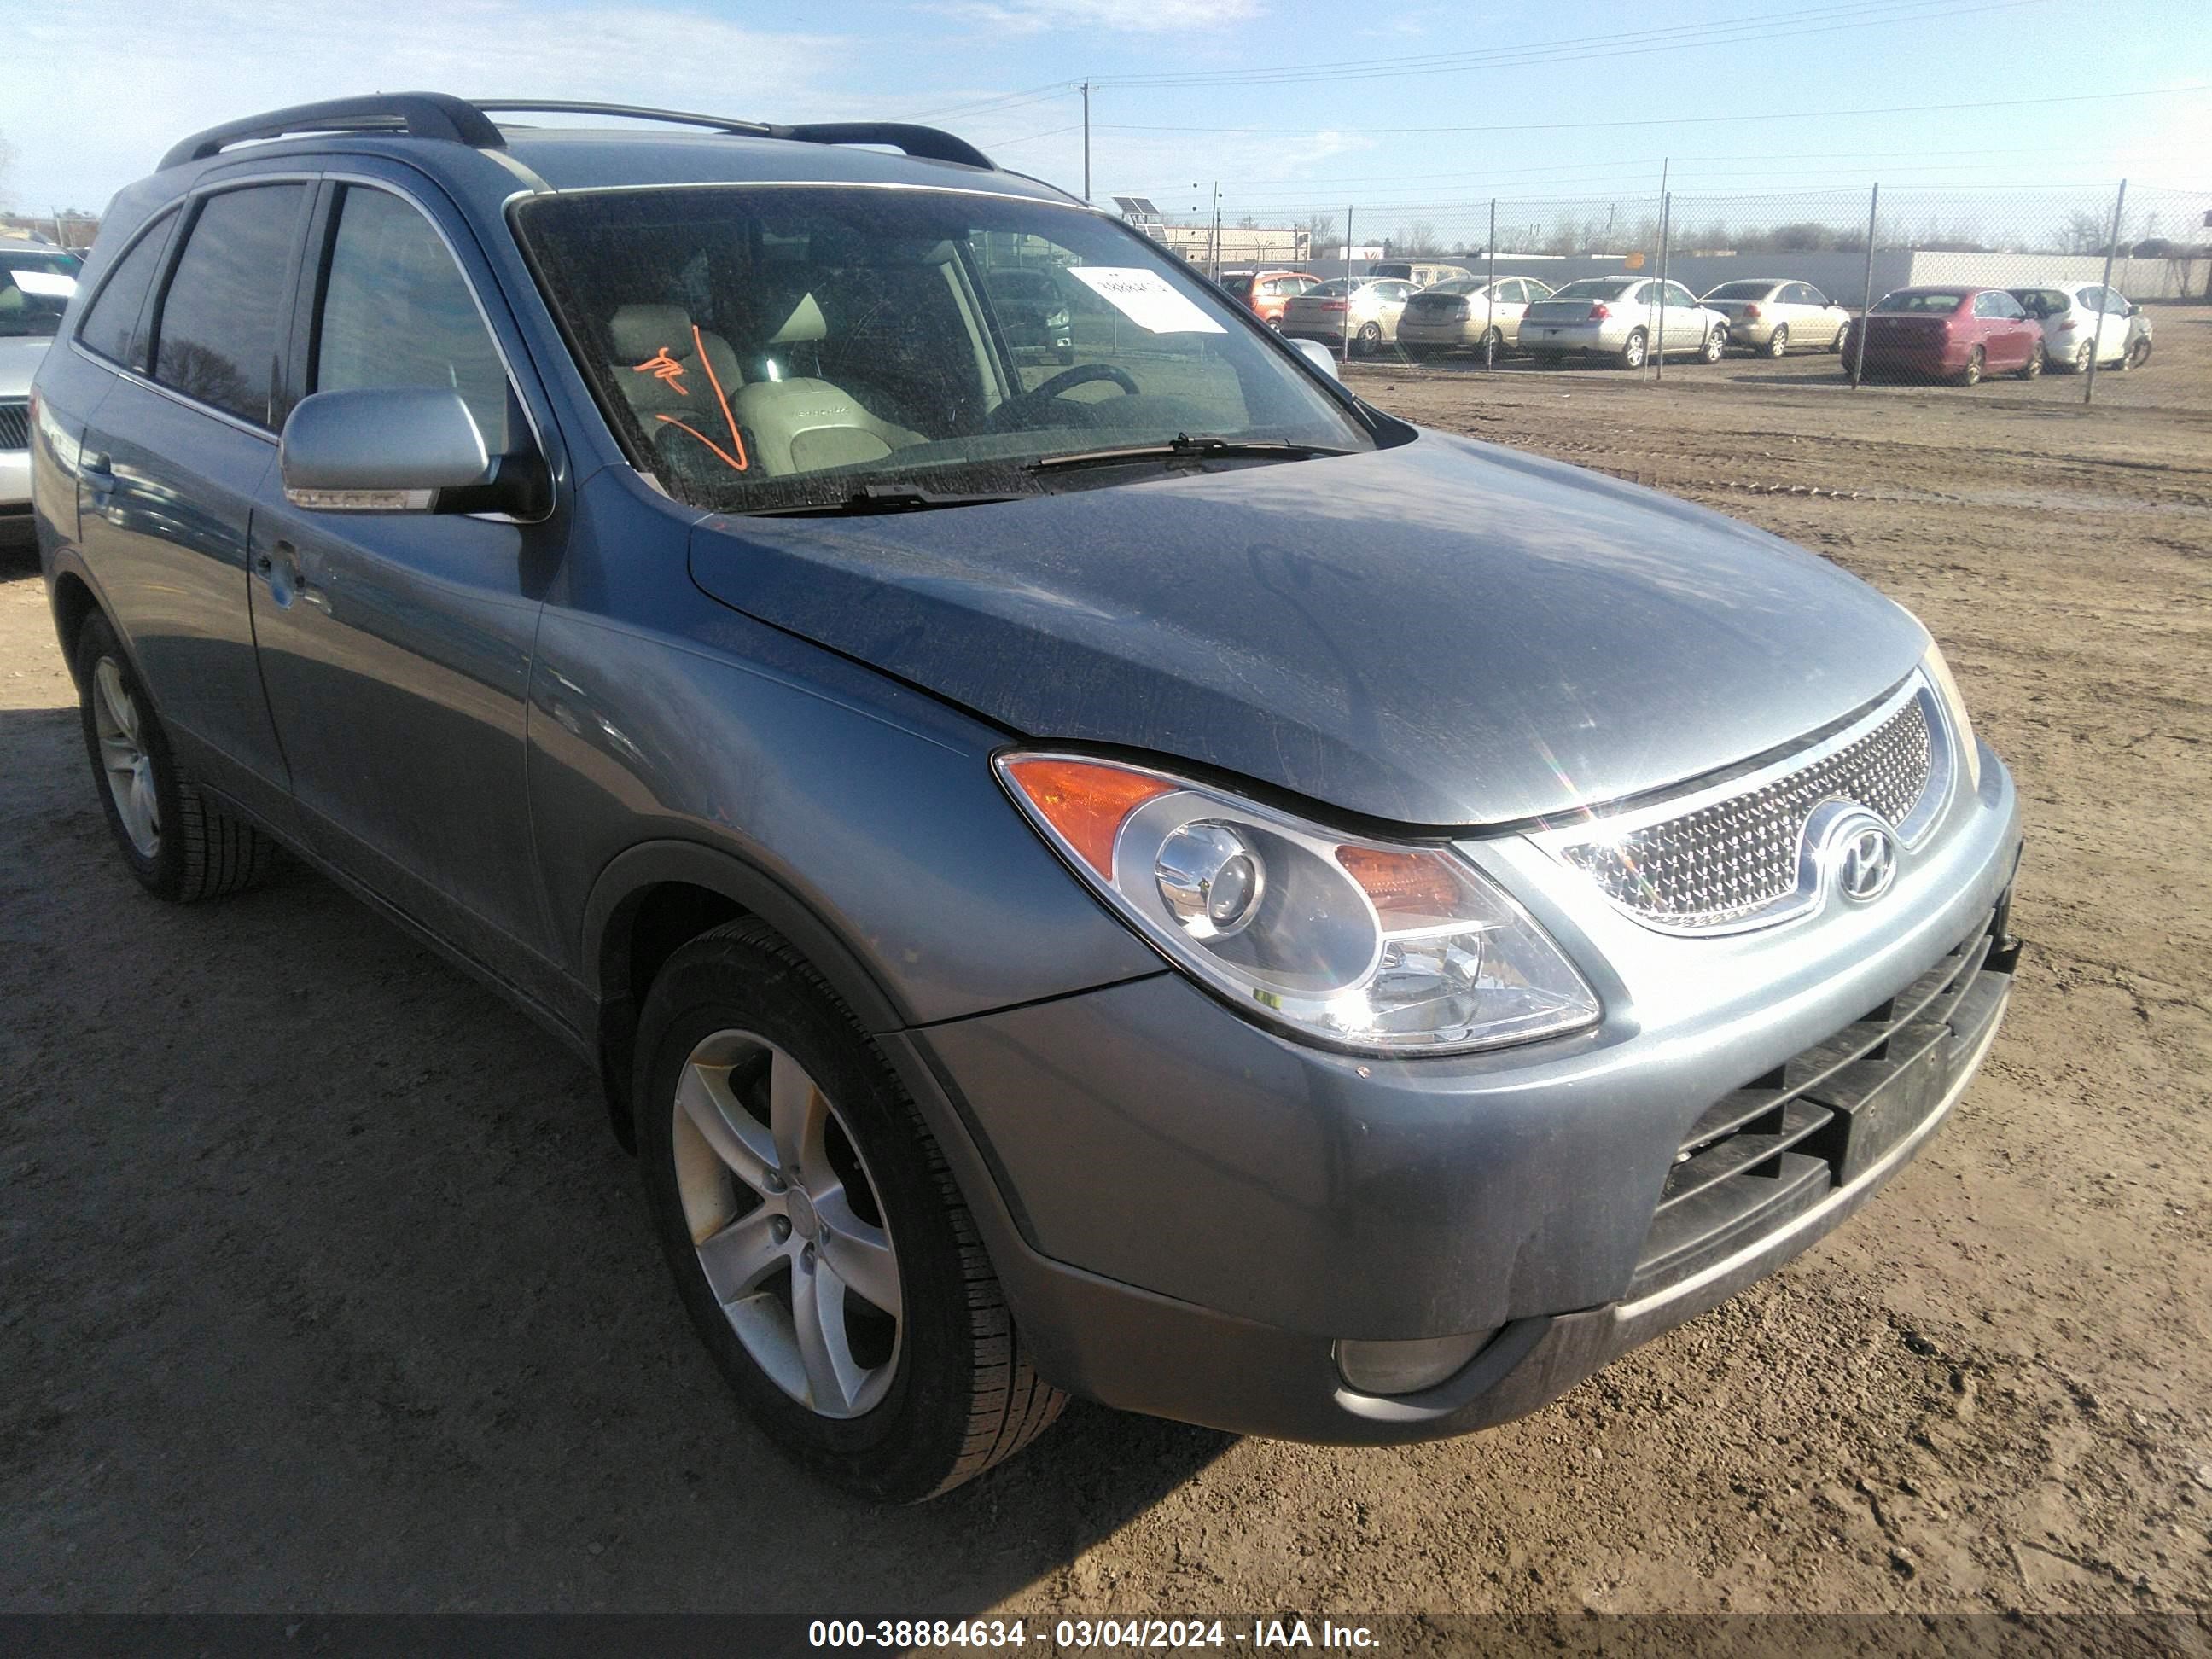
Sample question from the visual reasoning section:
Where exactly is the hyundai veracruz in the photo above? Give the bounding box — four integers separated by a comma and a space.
31, 96, 2023, 1502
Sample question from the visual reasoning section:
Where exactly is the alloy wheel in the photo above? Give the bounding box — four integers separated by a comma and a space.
672, 1028, 903, 1419
1766, 326, 1789, 358
92, 657, 160, 859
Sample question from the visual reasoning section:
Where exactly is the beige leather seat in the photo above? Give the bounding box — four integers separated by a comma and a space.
728, 291, 923, 477
608, 303, 747, 423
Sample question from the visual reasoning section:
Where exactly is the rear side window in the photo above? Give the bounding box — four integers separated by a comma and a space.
150, 183, 307, 427
77, 210, 178, 370
311, 186, 511, 451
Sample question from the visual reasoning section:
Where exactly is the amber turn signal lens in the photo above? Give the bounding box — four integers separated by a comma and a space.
999, 757, 1173, 878
1336, 846, 1464, 918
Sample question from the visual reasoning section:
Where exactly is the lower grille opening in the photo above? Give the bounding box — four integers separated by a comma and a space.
1628, 897, 2016, 1299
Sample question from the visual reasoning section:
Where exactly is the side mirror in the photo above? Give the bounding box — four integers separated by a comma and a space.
2128, 302, 2141, 317
1289, 336, 1342, 380
281, 387, 495, 513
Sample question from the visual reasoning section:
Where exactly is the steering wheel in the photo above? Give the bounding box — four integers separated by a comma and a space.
986, 362, 1140, 432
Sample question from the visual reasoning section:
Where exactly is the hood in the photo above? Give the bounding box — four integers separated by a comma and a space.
687, 433, 1927, 827
0, 335, 54, 399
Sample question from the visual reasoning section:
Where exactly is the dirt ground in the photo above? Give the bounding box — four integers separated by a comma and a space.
3, 311, 2209, 1626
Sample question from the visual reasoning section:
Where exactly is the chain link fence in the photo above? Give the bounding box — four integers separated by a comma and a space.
1161, 183, 2211, 401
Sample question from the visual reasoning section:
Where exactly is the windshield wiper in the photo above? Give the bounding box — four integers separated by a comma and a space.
1025, 434, 1353, 474
745, 481, 1031, 517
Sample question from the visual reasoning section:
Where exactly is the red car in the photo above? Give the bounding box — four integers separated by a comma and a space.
1856, 286, 2045, 385
1220, 268, 1319, 329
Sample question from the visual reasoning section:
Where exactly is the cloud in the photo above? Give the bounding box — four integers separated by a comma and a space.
934, 0, 1261, 36
7, 0, 857, 208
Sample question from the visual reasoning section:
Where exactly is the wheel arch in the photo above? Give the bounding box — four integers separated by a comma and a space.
582, 839, 908, 1151
48, 555, 114, 690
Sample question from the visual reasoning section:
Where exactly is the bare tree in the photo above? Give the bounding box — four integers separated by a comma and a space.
1301, 213, 1340, 253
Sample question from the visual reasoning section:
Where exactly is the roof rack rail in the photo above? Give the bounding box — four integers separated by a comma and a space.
471, 99, 776, 137
160, 93, 504, 172
160, 95, 996, 175
766, 122, 994, 171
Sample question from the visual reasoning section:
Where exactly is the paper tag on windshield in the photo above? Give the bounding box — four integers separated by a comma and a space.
9, 269, 78, 298
1066, 267, 1225, 335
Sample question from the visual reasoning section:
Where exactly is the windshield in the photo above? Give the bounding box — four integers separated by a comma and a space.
0, 247, 81, 339
515, 186, 1372, 510
1703, 282, 1776, 300
1219, 273, 1255, 298
1548, 278, 1636, 301
1873, 290, 1965, 314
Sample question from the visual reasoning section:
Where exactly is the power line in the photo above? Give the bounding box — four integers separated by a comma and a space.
1093, 83, 2209, 137
1092, 0, 2041, 90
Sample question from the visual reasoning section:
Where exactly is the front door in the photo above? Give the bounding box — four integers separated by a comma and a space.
73, 183, 311, 827
247, 177, 568, 992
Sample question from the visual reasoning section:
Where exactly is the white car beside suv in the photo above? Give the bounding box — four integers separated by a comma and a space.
2, 243, 81, 545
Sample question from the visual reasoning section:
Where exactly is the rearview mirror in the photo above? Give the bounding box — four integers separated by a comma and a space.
280, 387, 492, 513
1288, 336, 1342, 380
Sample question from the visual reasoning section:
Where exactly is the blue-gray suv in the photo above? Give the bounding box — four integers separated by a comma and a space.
32, 95, 2023, 1502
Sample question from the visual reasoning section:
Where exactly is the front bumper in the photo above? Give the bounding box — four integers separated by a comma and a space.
906, 748, 2022, 1442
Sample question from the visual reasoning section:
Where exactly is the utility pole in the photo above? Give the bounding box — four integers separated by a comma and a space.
1342, 204, 1355, 365
1210, 181, 1222, 280
1652, 159, 1669, 382
2084, 178, 2127, 406
1080, 82, 1091, 203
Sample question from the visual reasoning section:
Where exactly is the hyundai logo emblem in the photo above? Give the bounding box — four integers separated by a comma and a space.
1826, 813, 1899, 903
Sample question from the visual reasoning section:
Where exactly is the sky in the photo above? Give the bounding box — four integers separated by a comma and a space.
3, 0, 2208, 239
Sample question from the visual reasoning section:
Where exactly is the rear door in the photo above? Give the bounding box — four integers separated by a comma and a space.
247, 173, 569, 991
73, 180, 311, 828
2088, 286, 2129, 363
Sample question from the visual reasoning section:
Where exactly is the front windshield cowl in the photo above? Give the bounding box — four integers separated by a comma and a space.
513, 184, 1382, 511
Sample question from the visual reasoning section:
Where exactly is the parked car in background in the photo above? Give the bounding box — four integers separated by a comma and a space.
1520, 277, 1730, 370
1397, 276, 1557, 362
2005, 282, 2136, 375
1220, 267, 1319, 329
985, 267, 1074, 365
1, 245, 80, 545
1857, 287, 2043, 385
1699, 278, 1854, 358
1280, 276, 1418, 354
1370, 259, 1475, 288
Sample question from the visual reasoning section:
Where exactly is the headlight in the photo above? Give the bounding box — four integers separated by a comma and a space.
1920, 641, 1983, 795
997, 754, 1600, 1055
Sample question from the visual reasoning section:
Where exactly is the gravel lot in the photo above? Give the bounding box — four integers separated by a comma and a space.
3, 310, 2208, 1621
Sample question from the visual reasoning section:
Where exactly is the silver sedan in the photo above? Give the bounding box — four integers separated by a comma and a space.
1520, 277, 1730, 370
1700, 278, 1854, 357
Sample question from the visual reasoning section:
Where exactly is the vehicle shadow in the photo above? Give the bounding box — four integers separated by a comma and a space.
0, 690, 1232, 1615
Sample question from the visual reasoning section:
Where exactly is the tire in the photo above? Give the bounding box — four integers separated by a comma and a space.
2069, 341, 2093, 374
1765, 325, 1790, 358
73, 611, 278, 903
2127, 335, 2151, 369
1831, 322, 1849, 354
1703, 326, 1728, 364
634, 919, 1064, 1502
1958, 346, 1984, 387
1480, 327, 1503, 368
1355, 321, 1382, 356
1615, 329, 1647, 370
2017, 344, 2045, 381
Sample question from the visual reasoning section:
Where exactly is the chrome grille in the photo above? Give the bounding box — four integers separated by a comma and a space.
0, 400, 27, 452
1557, 693, 1935, 931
